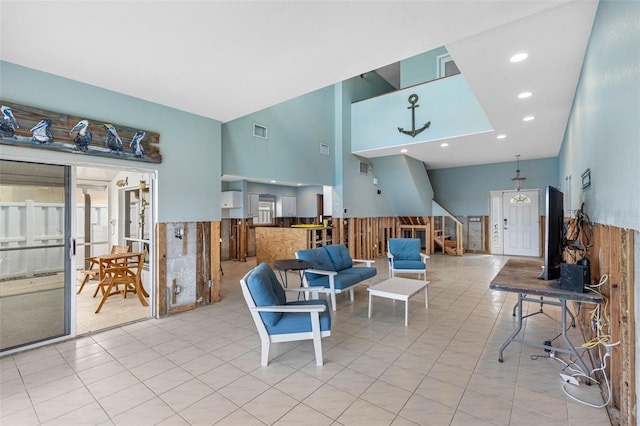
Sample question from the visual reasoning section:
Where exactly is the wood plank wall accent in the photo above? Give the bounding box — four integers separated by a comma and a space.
210, 221, 221, 302
485, 216, 491, 252
344, 217, 399, 260
196, 222, 211, 304
220, 219, 255, 261
573, 223, 635, 425
156, 222, 222, 317
157, 223, 167, 317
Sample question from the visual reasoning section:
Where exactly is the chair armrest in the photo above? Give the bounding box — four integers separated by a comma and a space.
353, 258, 375, 267
305, 269, 337, 276
252, 304, 326, 313
420, 253, 429, 261
285, 286, 324, 293
386, 252, 394, 259
285, 286, 324, 299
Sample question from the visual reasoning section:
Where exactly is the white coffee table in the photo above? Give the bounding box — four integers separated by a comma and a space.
367, 277, 429, 326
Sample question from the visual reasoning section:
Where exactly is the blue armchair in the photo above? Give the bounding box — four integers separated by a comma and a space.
240, 262, 331, 366
387, 238, 429, 281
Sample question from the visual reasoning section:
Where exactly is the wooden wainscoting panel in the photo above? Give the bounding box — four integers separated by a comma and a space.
211, 221, 221, 302
582, 224, 636, 425
619, 228, 634, 426
196, 222, 211, 304
157, 223, 167, 317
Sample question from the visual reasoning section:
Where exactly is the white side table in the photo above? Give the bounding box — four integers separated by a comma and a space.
367, 277, 429, 326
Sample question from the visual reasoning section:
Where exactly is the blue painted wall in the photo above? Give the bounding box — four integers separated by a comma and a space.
222, 86, 335, 186
351, 74, 492, 153
401, 47, 449, 88
296, 185, 324, 218
0, 61, 222, 222
429, 157, 559, 215
372, 155, 434, 216
559, 0, 640, 231
339, 75, 397, 218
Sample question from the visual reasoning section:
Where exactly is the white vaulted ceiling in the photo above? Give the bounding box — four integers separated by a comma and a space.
0, 1, 598, 169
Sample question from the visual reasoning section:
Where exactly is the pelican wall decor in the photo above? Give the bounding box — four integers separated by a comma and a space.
30, 118, 54, 143
69, 119, 92, 151
1, 105, 20, 137
0, 100, 162, 163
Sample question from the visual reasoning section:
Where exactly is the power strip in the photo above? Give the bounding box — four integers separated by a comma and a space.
560, 373, 580, 386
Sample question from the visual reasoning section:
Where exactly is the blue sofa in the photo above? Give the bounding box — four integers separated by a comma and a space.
296, 244, 376, 311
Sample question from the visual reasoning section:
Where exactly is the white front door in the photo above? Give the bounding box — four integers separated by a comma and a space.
502, 190, 539, 257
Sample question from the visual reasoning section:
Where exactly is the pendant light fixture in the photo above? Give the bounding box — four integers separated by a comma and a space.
511, 155, 526, 191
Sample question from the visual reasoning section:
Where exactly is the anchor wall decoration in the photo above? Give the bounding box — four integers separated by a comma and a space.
397, 94, 431, 138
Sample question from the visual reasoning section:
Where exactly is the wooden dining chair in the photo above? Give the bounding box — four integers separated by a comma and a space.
77, 245, 131, 294
95, 251, 147, 313
120, 251, 148, 300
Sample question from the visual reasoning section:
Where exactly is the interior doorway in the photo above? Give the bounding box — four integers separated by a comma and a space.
490, 189, 540, 257
75, 166, 154, 335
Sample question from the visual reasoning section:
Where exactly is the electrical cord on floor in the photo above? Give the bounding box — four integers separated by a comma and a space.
559, 273, 620, 408
550, 352, 590, 381
562, 347, 612, 409
525, 272, 618, 409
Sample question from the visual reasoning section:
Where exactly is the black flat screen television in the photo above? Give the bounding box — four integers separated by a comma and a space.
538, 185, 564, 280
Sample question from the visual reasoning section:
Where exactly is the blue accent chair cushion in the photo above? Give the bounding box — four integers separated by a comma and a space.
266, 299, 332, 335
246, 263, 283, 326
393, 260, 425, 270
324, 244, 353, 271
389, 238, 421, 261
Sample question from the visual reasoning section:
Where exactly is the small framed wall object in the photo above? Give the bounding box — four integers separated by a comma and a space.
581, 168, 591, 189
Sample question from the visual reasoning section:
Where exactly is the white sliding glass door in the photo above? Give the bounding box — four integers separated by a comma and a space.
0, 160, 71, 351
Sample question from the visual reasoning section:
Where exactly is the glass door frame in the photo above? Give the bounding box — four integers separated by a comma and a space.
0, 158, 76, 354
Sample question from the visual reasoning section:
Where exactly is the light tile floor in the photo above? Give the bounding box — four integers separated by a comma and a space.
1, 254, 612, 425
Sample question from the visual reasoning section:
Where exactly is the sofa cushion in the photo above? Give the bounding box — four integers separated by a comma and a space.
297, 247, 336, 281
340, 266, 377, 281
392, 260, 425, 271
389, 238, 421, 261
247, 263, 282, 326
324, 244, 353, 271
266, 300, 331, 335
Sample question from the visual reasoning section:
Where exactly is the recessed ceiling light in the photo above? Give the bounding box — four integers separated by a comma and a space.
440, 142, 449, 147
400, 148, 408, 153
510, 52, 528, 63
517, 91, 532, 99
297, 183, 302, 186
270, 180, 276, 183
523, 115, 535, 122
497, 134, 507, 139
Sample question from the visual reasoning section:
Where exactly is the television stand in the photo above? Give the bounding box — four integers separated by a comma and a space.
512, 295, 575, 328
490, 258, 603, 380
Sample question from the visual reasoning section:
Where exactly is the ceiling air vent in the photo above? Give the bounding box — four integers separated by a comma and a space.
359, 161, 370, 175
253, 123, 268, 139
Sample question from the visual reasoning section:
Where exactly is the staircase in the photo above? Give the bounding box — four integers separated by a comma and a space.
432, 215, 464, 256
